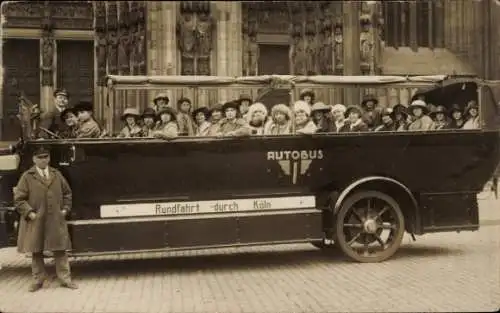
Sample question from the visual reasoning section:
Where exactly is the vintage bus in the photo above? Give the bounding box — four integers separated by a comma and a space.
0, 75, 499, 263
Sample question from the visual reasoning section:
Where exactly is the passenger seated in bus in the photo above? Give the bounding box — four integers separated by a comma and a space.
340, 105, 369, 132
58, 107, 79, 139
330, 104, 347, 133
207, 104, 223, 136
448, 104, 465, 129
247, 102, 268, 135
431, 105, 450, 130
74, 101, 102, 138
463, 100, 480, 129
360, 94, 382, 131
117, 108, 143, 138
152, 107, 178, 140
293, 100, 317, 134
141, 108, 157, 138
176, 97, 195, 136
237, 94, 253, 120
299, 89, 315, 106
311, 102, 333, 133
407, 100, 434, 131
393, 104, 409, 131
216, 101, 251, 137
374, 108, 397, 132
38, 89, 70, 139
263, 104, 292, 135
152, 92, 170, 113
192, 107, 211, 136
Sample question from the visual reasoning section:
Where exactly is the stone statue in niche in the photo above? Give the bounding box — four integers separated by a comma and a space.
333, 22, 343, 74
247, 36, 259, 76
291, 36, 305, 75
319, 31, 333, 74
97, 32, 107, 69
129, 24, 138, 71
177, 13, 196, 56
136, 24, 146, 68
118, 28, 131, 74
196, 11, 214, 57
305, 35, 317, 75
41, 29, 54, 86
360, 15, 374, 74
107, 29, 119, 74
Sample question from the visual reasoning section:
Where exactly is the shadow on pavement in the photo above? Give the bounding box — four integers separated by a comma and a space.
0, 243, 465, 281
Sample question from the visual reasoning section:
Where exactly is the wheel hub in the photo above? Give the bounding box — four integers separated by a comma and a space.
363, 219, 378, 234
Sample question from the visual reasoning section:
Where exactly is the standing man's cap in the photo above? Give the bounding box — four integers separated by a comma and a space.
53, 89, 69, 98
33, 146, 50, 157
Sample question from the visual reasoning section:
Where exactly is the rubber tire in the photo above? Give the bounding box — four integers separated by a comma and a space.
334, 190, 405, 263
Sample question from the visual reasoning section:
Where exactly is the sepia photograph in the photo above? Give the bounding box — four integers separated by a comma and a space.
0, 0, 499, 312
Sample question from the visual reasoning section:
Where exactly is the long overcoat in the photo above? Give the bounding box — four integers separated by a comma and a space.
13, 166, 72, 253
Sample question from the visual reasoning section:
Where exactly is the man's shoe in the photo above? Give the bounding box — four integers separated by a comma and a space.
60, 281, 78, 289
28, 282, 44, 292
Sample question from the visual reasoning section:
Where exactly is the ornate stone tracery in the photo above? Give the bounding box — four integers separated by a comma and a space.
41, 2, 54, 87
177, 2, 215, 76
107, 2, 119, 75
95, 2, 107, 86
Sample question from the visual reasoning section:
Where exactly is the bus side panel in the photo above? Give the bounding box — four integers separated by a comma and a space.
420, 192, 479, 233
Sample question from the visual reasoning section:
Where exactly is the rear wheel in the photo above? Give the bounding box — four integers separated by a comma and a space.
334, 190, 405, 263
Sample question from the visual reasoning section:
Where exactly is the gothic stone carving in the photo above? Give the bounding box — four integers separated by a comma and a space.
318, 3, 334, 74
1, 2, 44, 28
196, 12, 214, 75
289, 4, 306, 75
242, 3, 259, 76
41, 28, 55, 87
95, 2, 107, 86
360, 11, 375, 75
107, 2, 119, 75
333, 19, 344, 74
177, 12, 196, 75
118, 2, 131, 75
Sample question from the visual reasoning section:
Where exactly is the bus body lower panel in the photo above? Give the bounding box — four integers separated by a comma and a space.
69, 211, 323, 253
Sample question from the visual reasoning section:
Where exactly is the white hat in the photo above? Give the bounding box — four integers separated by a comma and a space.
293, 100, 311, 116
410, 99, 427, 108
331, 103, 347, 114
247, 102, 268, 121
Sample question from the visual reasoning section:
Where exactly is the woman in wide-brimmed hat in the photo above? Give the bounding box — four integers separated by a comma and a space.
264, 104, 292, 135
293, 100, 317, 134
141, 108, 158, 138
152, 107, 178, 140
152, 92, 170, 113
360, 94, 382, 131
407, 100, 434, 131
340, 105, 369, 132
117, 107, 143, 138
330, 104, 347, 133
216, 101, 251, 137
299, 89, 315, 106
192, 106, 212, 137
430, 105, 450, 130
74, 101, 102, 138
237, 94, 253, 119
463, 100, 480, 130
310, 102, 333, 133
374, 107, 397, 132
392, 104, 409, 131
448, 103, 465, 129
58, 107, 79, 139
246, 102, 269, 135
207, 103, 224, 136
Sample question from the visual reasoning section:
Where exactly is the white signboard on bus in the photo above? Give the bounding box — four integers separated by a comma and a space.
100, 196, 316, 218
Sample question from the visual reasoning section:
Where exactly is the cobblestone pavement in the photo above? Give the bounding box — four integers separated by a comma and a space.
0, 199, 499, 313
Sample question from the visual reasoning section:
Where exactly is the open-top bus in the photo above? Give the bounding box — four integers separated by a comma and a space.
0, 74, 499, 263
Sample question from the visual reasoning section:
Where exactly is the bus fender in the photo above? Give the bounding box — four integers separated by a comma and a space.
331, 176, 420, 233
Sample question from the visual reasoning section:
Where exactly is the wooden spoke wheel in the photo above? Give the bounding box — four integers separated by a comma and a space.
335, 190, 405, 263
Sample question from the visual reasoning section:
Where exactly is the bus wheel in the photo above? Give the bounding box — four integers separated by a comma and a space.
334, 190, 405, 263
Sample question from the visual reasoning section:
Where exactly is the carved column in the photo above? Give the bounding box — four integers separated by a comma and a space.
106, 1, 119, 132
242, 2, 259, 76
118, 1, 131, 76
94, 1, 107, 124
359, 1, 378, 75
343, 1, 361, 106
216, 2, 229, 102
289, 3, 305, 75
318, 2, 334, 75
304, 3, 319, 75
40, 1, 55, 114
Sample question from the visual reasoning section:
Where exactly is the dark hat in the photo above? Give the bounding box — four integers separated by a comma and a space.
449, 103, 463, 115
74, 100, 94, 112
33, 146, 50, 157
361, 94, 379, 107
177, 97, 192, 106
237, 94, 252, 103
60, 107, 76, 121
209, 103, 224, 114
431, 105, 447, 117
53, 88, 69, 98
345, 105, 364, 117
142, 107, 157, 119
299, 88, 315, 100
157, 106, 177, 119
192, 106, 210, 120
222, 100, 240, 112
393, 104, 408, 117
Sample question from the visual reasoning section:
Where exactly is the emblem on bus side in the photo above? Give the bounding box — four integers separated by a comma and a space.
267, 150, 324, 185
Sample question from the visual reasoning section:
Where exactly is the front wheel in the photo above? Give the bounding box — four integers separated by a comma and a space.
334, 190, 405, 263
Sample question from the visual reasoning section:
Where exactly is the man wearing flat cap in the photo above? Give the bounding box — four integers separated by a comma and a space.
38, 89, 70, 139
13, 146, 77, 292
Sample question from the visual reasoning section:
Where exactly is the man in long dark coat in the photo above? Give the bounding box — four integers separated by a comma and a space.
38, 89, 70, 138
13, 146, 78, 292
